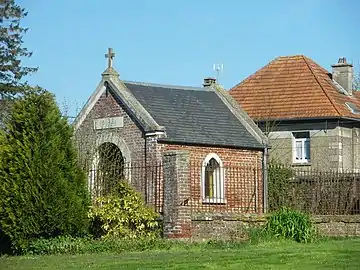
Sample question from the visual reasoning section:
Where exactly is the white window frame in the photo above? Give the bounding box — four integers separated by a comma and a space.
201, 153, 226, 204
292, 132, 311, 164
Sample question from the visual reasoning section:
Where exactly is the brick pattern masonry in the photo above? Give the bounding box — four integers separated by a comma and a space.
76, 86, 266, 239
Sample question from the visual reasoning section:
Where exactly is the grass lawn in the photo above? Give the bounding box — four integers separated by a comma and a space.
1, 238, 360, 269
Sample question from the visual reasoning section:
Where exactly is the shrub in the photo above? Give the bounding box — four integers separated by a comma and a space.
247, 227, 273, 244
88, 181, 160, 240
268, 159, 294, 211
264, 207, 315, 243
23, 236, 175, 255
24, 236, 91, 255
0, 90, 90, 253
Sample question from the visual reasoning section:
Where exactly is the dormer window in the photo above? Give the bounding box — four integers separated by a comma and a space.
345, 102, 360, 114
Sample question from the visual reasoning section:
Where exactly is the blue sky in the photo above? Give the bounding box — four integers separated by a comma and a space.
18, 0, 360, 117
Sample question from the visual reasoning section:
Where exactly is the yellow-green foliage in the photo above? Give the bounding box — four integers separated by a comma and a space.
89, 181, 160, 240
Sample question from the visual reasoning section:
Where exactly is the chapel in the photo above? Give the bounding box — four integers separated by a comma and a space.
73, 48, 268, 215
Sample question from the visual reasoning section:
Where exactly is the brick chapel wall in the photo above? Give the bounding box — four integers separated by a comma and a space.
74, 90, 146, 192
163, 144, 264, 214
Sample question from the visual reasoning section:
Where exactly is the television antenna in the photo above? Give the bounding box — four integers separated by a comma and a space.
213, 63, 224, 82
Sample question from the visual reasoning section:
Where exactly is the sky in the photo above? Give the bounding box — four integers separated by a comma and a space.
17, 0, 360, 117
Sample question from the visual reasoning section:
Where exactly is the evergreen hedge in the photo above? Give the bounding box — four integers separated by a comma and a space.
0, 90, 90, 253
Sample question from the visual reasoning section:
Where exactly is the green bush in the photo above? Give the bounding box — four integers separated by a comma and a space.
268, 159, 294, 211
264, 207, 315, 243
0, 90, 90, 253
24, 236, 91, 255
246, 227, 274, 244
88, 181, 160, 240
23, 236, 178, 255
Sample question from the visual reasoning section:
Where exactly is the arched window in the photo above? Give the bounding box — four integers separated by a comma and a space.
202, 153, 225, 203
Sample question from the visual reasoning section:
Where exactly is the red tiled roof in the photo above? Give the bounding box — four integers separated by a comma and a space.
229, 55, 360, 121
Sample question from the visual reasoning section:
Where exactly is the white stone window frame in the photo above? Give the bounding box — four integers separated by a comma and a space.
292, 132, 311, 164
201, 153, 226, 204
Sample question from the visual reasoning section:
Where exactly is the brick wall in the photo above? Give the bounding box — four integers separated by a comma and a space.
75, 88, 266, 239
75, 90, 146, 192
163, 144, 264, 214
164, 144, 263, 166
75, 89, 166, 208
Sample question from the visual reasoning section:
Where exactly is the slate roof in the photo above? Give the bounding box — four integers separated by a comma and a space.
229, 55, 360, 121
123, 81, 264, 149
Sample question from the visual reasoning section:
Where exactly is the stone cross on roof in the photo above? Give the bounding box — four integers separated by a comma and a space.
105, 48, 115, 68
102, 47, 119, 78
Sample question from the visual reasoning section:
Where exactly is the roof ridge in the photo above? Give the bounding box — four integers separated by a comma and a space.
277, 54, 305, 59
229, 57, 280, 91
302, 55, 341, 116
229, 55, 314, 92
123, 80, 210, 92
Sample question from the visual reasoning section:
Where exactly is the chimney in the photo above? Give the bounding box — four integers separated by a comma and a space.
203, 77, 216, 87
331, 57, 353, 95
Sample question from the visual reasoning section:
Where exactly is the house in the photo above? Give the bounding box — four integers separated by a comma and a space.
73, 48, 269, 238
229, 55, 360, 171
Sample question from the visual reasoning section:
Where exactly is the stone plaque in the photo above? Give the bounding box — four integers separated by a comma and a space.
93, 116, 124, 130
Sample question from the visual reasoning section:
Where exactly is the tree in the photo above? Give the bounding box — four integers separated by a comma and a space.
0, 0, 38, 97
354, 72, 360, 91
0, 89, 89, 253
